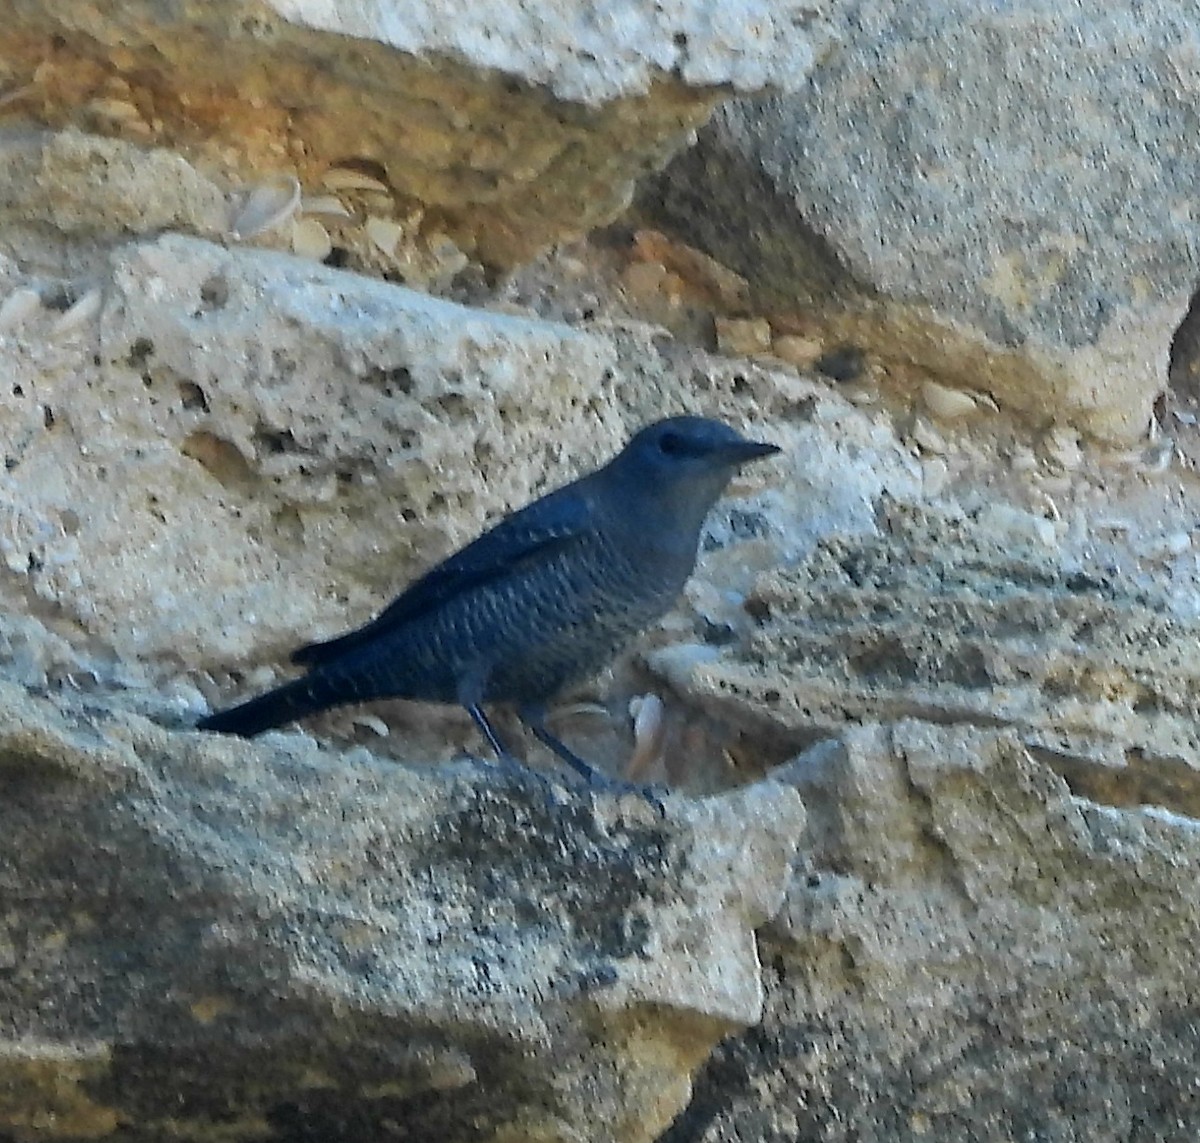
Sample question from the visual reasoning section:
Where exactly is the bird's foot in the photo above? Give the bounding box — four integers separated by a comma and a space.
516, 710, 667, 817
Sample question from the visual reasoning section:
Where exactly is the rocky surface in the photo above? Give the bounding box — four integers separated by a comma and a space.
0, 678, 802, 1142
2, 0, 829, 267
649, 497, 1200, 789
647, 498, 1200, 1138
639, 0, 1200, 442
666, 721, 1200, 1142
2, 1, 1200, 1140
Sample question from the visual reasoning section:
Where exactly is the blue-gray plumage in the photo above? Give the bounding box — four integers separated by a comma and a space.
197, 416, 779, 788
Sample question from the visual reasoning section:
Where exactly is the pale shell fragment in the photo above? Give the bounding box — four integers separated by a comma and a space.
921, 380, 978, 420
626, 693, 666, 782
0, 287, 42, 331
291, 218, 332, 261
300, 194, 352, 219
365, 216, 403, 258
350, 714, 390, 737
322, 167, 390, 193
228, 174, 301, 240
85, 97, 145, 124
631, 693, 664, 742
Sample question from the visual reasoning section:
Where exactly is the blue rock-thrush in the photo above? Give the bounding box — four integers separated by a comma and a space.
198, 415, 780, 789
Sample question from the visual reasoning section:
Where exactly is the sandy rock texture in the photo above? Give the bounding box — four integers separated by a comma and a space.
0, 679, 802, 1142
2, 1, 1200, 1140
666, 721, 1200, 1142
2, 0, 829, 266
651, 497, 1200, 785
639, 0, 1200, 442
651, 500, 1200, 1138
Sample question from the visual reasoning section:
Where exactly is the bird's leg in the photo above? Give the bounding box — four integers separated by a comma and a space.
519, 706, 665, 816
464, 703, 557, 800
465, 703, 517, 766
521, 715, 604, 784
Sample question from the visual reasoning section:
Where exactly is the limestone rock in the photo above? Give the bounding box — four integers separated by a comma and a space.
272, 0, 827, 105
640, 0, 1200, 441
1170, 289, 1200, 402
0, 128, 227, 242
650, 498, 1200, 792
666, 722, 1200, 1141
0, 677, 804, 1142
4, 8, 1200, 1135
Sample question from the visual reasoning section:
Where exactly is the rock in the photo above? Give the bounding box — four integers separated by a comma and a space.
621, 258, 682, 311
715, 316, 772, 356
639, 0, 1200, 441
0, 128, 228, 270
0, 677, 804, 1142
907, 415, 947, 456
771, 333, 823, 370
630, 230, 751, 311
920, 379, 978, 421
2, 1, 831, 266
5, 10, 1200, 1132
650, 497, 1200, 789
666, 721, 1200, 1141
1170, 290, 1200, 401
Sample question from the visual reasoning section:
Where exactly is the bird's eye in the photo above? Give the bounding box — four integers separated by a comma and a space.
658, 431, 688, 456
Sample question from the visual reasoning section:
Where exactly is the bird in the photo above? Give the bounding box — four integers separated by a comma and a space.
197, 415, 780, 793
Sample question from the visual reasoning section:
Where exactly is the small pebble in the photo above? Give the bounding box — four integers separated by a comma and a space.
715, 317, 772, 357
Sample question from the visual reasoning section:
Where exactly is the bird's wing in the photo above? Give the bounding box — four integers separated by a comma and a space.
291, 486, 594, 667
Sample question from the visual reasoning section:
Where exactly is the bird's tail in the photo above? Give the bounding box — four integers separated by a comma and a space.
196, 672, 344, 738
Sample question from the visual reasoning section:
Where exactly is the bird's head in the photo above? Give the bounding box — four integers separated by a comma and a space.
606, 415, 780, 528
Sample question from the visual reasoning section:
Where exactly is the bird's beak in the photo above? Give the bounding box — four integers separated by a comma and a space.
716, 439, 781, 467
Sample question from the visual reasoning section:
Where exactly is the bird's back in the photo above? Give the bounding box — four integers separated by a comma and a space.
310, 485, 694, 709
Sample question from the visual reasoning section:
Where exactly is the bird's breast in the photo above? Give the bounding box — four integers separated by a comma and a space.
463, 529, 690, 703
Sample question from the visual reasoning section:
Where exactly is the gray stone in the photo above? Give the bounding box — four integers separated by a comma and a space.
649, 497, 1200, 786
665, 722, 1200, 1142
640, 0, 1200, 441
0, 128, 227, 242
6, 16, 1200, 1129
0, 677, 803, 1142
650, 493, 1200, 1138
271, 0, 829, 105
